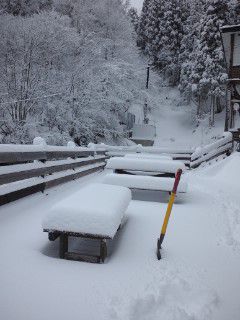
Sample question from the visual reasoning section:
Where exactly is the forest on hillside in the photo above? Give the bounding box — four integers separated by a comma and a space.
0, 0, 154, 145
0, 0, 240, 145
133, 0, 240, 124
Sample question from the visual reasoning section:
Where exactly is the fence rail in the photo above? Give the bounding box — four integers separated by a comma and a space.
190, 132, 233, 168
90, 143, 194, 167
0, 143, 107, 206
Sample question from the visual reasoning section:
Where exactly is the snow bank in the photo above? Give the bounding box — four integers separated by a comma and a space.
194, 152, 240, 248
103, 173, 188, 193
124, 153, 172, 160
42, 183, 131, 238
106, 157, 186, 173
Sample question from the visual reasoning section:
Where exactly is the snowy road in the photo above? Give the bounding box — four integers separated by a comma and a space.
1, 155, 240, 320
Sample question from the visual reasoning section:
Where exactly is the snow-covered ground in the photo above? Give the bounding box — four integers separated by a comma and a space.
1, 151, 240, 320
149, 88, 225, 149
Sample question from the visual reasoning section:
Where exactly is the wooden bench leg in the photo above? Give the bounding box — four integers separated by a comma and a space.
59, 234, 68, 259
100, 239, 107, 263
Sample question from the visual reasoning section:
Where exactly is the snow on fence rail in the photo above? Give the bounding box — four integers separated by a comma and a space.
90, 143, 194, 166
0, 139, 107, 206
190, 132, 233, 169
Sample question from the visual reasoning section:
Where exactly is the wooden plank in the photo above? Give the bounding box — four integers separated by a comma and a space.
0, 151, 46, 164
0, 164, 105, 206
44, 164, 105, 189
59, 234, 68, 259
0, 149, 106, 164
0, 156, 106, 185
190, 149, 231, 169
46, 150, 94, 160
0, 182, 45, 206
64, 252, 101, 263
48, 231, 61, 241
44, 229, 111, 240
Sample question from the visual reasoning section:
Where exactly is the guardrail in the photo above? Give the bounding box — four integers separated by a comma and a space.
0, 142, 107, 206
190, 132, 233, 169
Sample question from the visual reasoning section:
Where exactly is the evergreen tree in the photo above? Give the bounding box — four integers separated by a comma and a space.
137, 0, 151, 50
190, 0, 228, 121
128, 7, 139, 33
179, 0, 205, 101
144, 0, 163, 66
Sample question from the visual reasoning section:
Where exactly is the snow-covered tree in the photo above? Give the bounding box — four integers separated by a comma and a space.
128, 7, 139, 33
137, 0, 151, 50
0, 0, 52, 16
189, 0, 228, 122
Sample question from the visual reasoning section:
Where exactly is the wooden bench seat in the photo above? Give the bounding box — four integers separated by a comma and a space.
103, 173, 188, 193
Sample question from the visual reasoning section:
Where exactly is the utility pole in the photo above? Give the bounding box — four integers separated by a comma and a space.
144, 65, 150, 124
146, 65, 150, 89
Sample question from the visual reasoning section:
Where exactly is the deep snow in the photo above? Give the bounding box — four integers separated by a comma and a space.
1, 153, 240, 320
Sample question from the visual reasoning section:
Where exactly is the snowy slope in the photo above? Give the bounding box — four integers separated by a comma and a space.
149, 87, 225, 149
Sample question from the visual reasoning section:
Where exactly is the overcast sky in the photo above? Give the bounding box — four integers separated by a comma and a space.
130, 0, 143, 12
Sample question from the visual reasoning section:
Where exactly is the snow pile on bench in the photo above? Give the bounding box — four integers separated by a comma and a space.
42, 183, 131, 238
124, 153, 172, 161
103, 174, 188, 193
106, 157, 186, 173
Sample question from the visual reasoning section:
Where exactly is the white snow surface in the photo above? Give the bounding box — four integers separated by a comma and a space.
42, 183, 131, 238
1, 155, 240, 320
103, 173, 188, 193
124, 153, 172, 160
106, 157, 186, 173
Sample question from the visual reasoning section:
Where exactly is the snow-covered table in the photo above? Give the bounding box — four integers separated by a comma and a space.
42, 183, 131, 263
105, 157, 187, 193
106, 157, 186, 177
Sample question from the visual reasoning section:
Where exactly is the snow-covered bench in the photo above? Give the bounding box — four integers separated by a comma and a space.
105, 157, 187, 193
106, 157, 186, 177
42, 183, 131, 263
103, 173, 188, 193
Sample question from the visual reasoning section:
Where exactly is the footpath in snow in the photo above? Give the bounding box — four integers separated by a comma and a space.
149, 87, 225, 150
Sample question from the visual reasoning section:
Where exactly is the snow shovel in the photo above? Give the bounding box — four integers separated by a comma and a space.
157, 169, 183, 260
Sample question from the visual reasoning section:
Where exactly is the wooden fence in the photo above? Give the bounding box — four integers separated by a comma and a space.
0, 144, 107, 206
0, 132, 235, 206
91, 144, 194, 167
190, 132, 233, 168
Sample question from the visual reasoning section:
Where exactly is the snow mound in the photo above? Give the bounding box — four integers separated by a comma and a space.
42, 183, 131, 238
